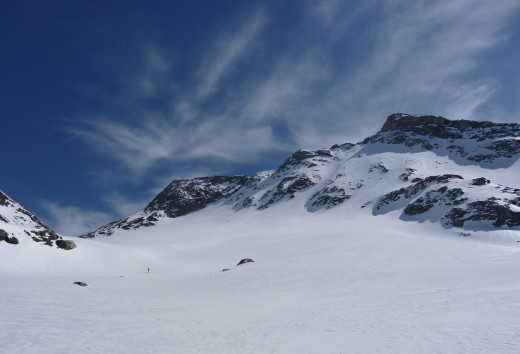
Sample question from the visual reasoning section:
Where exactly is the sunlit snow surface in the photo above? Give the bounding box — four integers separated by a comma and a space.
1, 205, 520, 353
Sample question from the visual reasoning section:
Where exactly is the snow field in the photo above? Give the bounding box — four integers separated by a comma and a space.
1, 206, 520, 353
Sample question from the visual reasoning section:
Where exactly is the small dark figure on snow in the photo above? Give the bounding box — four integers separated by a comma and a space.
147, 267, 150, 273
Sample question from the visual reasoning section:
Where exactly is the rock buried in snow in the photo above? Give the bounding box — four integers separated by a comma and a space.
73, 282, 88, 287
6, 236, 19, 245
1, 230, 19, 245
237, 258, 254, 266
56, 239, 77, 250
0, 229, 9, 242
3, 235, 19, 245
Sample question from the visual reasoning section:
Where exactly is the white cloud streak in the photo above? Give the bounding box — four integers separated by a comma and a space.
70, 0, 520, 180
41, 202, 113, 236
196, 12, 266, 101
285, 0, 520, 147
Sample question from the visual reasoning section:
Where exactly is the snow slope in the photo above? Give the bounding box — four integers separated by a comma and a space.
1, 206, 520, 353
1, 113, 520, 353
84, 113, 520, 238
0, 189, 76, 251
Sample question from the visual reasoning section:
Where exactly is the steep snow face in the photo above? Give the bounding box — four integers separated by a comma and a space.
0, 190, 75, 249
84, 114, 520, 238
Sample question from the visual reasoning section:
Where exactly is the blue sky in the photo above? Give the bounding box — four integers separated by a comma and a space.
2, 0, 519, 235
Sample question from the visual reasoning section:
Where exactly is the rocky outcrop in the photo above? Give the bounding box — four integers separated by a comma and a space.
445, 198, 520, 228
145, 176, 249, 217
364, 113, 520, 165
1, 190, 76, 249
1, 229, 19, 245
83, 176, 249, 237
0, 229, 8, 241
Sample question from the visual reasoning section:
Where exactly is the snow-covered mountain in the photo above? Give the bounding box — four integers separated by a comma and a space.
2, 113, 520, 353
0, 189, 76, 249
84, 113, 520, 238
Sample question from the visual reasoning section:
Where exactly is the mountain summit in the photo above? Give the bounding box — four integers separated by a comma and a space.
82, 113, 520, 238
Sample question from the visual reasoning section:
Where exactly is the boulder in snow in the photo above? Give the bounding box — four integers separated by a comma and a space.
56, 239, 77, 250
237, 258, 254, 266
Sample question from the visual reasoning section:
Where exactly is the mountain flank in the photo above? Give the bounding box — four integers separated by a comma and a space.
0, 190, 76, 249
82, 113, 520, 238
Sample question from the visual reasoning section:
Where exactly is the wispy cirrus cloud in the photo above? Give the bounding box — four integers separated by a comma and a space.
51, 0, 520, 235
285, 0, 520, 147
70, 0, 520, 178
195, 11, 266, 101
136, 44, 173, 97
70, 10, 278, 178
40, 201, 113, 236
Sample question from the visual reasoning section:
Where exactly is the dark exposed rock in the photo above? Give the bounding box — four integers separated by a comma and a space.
56, 239, 77, 250
84, 176, 249, 237
399, 168, 416, 181
468, 139, 520, 162
0, 229, 8, 242
377, 174, 464, 211
73, 282, 88, 287
369, 163, 389, 174
5, 236, 19, 245
146, 176, 249, 218
444, 198, 520, 228
278, 149, 332, 171
15, 207, 40, 224
237, 258, 254, 266
0, 191, 13, 207
404, 199, 435, 215
258, 175, 316, 210
362, 113, 520, 164
30, 229, 61, 247
380, 113, 510, 138
485, 139, 520, 158
310, 186, 351, 208
330, 143, 355, 150
402, 186, 468, 216
445, 208, 468, 227
471, 177, 490, 186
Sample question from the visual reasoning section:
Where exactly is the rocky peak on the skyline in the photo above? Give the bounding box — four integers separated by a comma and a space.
82, 176, 248, 238
380, 113, 519, 139
145, 176, 249, 218
364, 113, 520, 164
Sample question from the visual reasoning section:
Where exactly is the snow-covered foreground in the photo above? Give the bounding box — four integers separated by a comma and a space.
1, 207, 520, 353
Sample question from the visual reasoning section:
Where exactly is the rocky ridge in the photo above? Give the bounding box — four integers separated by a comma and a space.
83, 113, 520, 237
82, 176, 248, 237
0, 190, 76, 249
364, 113, 520, 164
